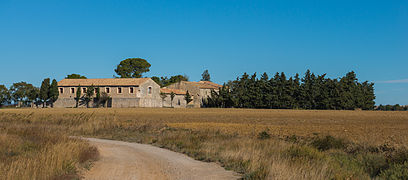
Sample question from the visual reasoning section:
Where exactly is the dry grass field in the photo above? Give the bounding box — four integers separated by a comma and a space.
1, 108, 408, 179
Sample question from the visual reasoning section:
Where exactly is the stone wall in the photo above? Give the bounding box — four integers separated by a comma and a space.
111, 98, 140, 108
138, 79, 162, 107
162, 94, 187, 108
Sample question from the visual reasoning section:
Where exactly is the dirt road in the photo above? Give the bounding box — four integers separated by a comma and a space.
82, 138, 239, 180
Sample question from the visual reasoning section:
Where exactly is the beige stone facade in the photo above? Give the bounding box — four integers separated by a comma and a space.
53, 78, 222, 108
166, 81, 222, 108
160, 88, 190, 108
54, 78, 162, 108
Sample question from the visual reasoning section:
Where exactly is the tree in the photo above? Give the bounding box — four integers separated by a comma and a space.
0, 85, 10, 107
49, 79, 59, 107
339, 71, 358, 110
169, 75, 189, 84
65, 74, 87, 79
201, 70, 211, 81
170, 92, 176, 107
84, 85, 95, 108
185, 91, 193, 105
115, 58, 151, 78
160, 92, 167, 107
39, 78, 50, 107
151, 76, 163, 87
10, 82, 36, 107
95, 87, 101, 107
27, 87, 40, 107
151, 75, 189, 87
99, 92, 111, 108
75, 85, 81, 108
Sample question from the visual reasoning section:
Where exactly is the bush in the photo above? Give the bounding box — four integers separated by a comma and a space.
379, 162, 408, 180
311, 135, 347, 151
257, 131, 270, 140
357, 152, 388, 177
389, 148, 408, 164
285, 145, 325, 160
329, 152, 368, 179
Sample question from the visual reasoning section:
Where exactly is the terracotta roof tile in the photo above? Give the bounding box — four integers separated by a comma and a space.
160, 88, 186, 95
183, 81, 223, 89
58, 78, 150, 86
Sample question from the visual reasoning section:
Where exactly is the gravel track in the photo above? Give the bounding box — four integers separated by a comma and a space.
83, 138, 239, 180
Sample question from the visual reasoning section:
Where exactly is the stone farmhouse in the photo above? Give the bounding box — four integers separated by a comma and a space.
54, 78, 162, 108
54, 78, 222, 108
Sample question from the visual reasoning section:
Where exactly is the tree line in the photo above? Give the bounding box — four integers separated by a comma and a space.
204, 70, 376, 110
376, 104, 408, 111
0, 78, 59, 108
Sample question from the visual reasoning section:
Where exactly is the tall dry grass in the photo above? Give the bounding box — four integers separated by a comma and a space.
1, 108, 408, 179
0, 113, 98, 180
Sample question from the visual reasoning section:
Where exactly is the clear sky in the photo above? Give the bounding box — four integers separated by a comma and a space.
0, 0, 407, 105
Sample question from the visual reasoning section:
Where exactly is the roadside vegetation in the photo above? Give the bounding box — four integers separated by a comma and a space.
1, 108, 407, 179
0, 112, 98, 180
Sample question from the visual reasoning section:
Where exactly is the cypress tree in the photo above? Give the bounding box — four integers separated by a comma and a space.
201, 70, 211, 81
85, 85, 95, 108
75, 85, 81, 108
292, 73, 301, 109
49, 79, 59, 108
95, 87, 100, 107
185, 90, 193, 105
170, 92, 175, 107
39, 78, 50, 108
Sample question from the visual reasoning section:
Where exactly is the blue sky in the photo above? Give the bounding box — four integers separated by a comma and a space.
0, 0, 407, 105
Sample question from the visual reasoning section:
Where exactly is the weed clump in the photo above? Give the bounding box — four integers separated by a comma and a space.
379, 162, 408, 180
311, 135, 347, 151
285, 145, 325, 160
257, 131, 270, 140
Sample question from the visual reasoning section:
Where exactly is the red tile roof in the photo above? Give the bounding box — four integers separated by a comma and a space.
58, 78, 150, 86
184, 81, 223, 89
160, 88, 187, 95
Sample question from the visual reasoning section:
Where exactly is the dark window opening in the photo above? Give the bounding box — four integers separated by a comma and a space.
118, 87, 122, 94
59, 88, 63, 94
106, 88, 110, 93
82, 88, 86, 93
130, 87, 134, 93
178, 99, 181, 105
71, 88, 75, 93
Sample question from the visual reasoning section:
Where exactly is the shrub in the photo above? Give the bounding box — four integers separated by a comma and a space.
379, 162, 408, 180
329, 152, 368, 179
389, 148, 408, 164
257, 131, 270, 140
357, 152, 388, 177
311, 135, 347, 151
285, 145, 325, 161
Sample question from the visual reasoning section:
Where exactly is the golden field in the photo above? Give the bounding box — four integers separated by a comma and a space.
1, 108, 407, 179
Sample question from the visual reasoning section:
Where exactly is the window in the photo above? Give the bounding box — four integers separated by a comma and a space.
130, 87, 134, 94
178, 99, 181, 105
82, 88, 86, 93
148, 87, 152, 94
71, 88, 75, 94
118, 87, 122, 94
59, 88, 63, 94
106, 87, 110, 94
95, 88, 98, 94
